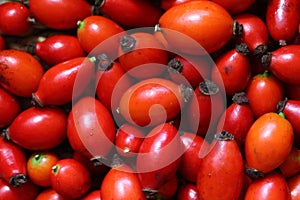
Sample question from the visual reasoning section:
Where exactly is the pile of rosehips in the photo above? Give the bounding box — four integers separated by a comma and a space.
1, 0, 300, 199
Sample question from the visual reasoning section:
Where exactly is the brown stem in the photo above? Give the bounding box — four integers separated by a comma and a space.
277, 97, 288, 113
92, 0, 105, 15
235, 43, 250, 56
1, 128, 10, 141
261, 52, 272, 67
232, 20, 243, 38
180, 84, 193, 103
199, 79, 219, 95
253, 44, 268, 57
142, 188, 159, 200
31, 93, 44, 107
232, 92, 249, 105
9, 174, 27, 187
96, 53, 113, 71
214, 130, 234, 141
90, 156, 107, 167
167, 58, 183, 74
246, 167, 264, 179
120, 35, 136, 52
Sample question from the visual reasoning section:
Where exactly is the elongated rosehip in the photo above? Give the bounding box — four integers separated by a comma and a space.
119, 78, 193, 127
159, 1, 239, 54
118, 32, 169, 79
197, 131, 244, 200
216, 92, 255, 147
29, 0, 92, 30
95, 53, 133, 112
245, 112, 294, 174
262, 45, 300, 85
31, 34, 86, 66
0, 2, 32, 36
67, 96, 116, 160
77, 15, 124, 58
211, 44, 252, 97
5, 106, 67, 151
266, 0, 300, 45
32, 57, 95, 107
136, 123, 183, 190
0, 138, 27, 187
0, 49, 44, 97
234, 13, 269, 56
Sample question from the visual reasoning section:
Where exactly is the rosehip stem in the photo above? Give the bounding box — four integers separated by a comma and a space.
120, 35, 136, 52
9, 174, 27, 187
199, 79, 219, 95
167, 58, 183, 74
232, 92, 250, 104
96, 53, 113, 71
214, 130, 234, 141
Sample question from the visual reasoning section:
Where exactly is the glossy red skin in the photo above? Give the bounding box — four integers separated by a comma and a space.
8, 107, 67, 150
82, 190, 101, 200
216, 97, 255, 147
211, 48, 252, 97
187, 82, 226, 136
96, 58, 133, 111
115, 123, 145, 157
177, 183, 199, 200
77, 15, 124, 57
98, 0, 162, 27
118, 32, 169, 79
266, 0, 300, 44
34, 34, 86, 66
36, 188, 70, 200
288, 174, 300, 200
0, 179, 39, 200
119, 78, 189, 127
29, 0, 92, 30
0, 49, 44, 97
0, 35, 6, 50
0, 2, 32, 36
179, 132, 204, 183
246, 72, 284, 118
33, 57, 95, 106
136, 123, 183, 190
0, 87, 20, 128
0, 138, 27, 186
281, 100, 300, 138
234, 14, 269, 54
280, 146, 300, 178
50, 158, 92, 199
100, 164, 146, 200
67, 96, 116, 159
212, 0, 255, 14
197, 134, 244, 200
167, 55, 211, 89
245, 112, 294, 173
27, 151, 59, 187
245, 172, 291, 200
159, 1, 233, 54
268, 45, 300, 85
